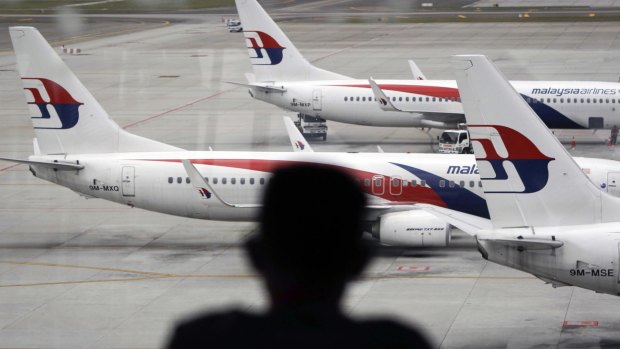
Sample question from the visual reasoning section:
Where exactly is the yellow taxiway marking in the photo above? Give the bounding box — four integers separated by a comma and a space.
0, 260, 535, 288
0, 260, 175, 277
0, 277, 170, 288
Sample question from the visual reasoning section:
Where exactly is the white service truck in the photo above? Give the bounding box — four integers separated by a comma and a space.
438, 128, 472, 154
295, 113, 328, 141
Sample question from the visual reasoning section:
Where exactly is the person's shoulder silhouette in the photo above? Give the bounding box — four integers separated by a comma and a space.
166, 165, 432, 349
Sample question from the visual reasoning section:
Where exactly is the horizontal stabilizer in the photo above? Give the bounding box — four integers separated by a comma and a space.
283, 116, 313, 153
181, 159, 260, 208
1, 157, 84, 171
480, 237, 564, 250
226, 81, 287, 92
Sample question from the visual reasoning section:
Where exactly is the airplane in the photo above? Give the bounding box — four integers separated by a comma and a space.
5, 26, 620, 250
421, 55, 620, 296
234, 0, 620, 133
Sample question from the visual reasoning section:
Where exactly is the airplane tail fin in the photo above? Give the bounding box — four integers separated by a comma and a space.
283, 116, 313, 153
235, 0, 350, 82
451, 55, 608, 228
10, 26, 181, 155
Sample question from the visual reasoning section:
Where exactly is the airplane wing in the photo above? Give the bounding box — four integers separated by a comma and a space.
283, 117, 313, 153
368, 77, 464, 121
225, 81, 287, 92
181, 159, 261, 208
416, 203, 491, 236
0, 157, 84, 171
408, 60, 426, 80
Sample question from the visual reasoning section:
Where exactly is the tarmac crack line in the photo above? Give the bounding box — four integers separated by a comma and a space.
438, 259, 488, 348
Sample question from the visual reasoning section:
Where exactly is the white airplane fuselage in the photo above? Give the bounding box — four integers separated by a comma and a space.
31, 151, 620, 222
254, 80, 620, 129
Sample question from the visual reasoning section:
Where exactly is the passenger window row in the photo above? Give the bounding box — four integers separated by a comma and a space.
354, 177, 484, 190
344, 96, 460, 103
167, 176, 483, 191
344, 95, 618, 105
167, 176, 267, 185
438, 179, 483, 188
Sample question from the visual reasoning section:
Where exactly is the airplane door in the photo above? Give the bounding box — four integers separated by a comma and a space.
122, 166, 135, 197
312, 89, 322, 111
618, 242, 620, 284
389, 176, 402, 196
607, 172, 620, 196
372, 175, 385, 195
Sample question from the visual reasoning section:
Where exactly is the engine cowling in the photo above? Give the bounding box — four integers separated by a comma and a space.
371, 210, 451, 247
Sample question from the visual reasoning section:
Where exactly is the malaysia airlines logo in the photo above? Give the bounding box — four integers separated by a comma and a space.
243, 31, 285, 65
22, 78, 83, 130
294, 140, 305, 150
198, 187, 212, 199
469, 125, 555, 194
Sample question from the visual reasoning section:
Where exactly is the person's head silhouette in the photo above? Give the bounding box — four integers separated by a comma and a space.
167, 165, 433, 349
246, 164, 370, 308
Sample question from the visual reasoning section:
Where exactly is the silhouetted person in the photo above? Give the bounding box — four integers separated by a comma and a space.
166, 165, 432, 349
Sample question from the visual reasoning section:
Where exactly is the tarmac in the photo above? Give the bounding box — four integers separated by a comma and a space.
1, 9, 620, 349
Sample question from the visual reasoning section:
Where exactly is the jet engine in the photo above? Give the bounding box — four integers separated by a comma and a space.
371, 210, 451, 247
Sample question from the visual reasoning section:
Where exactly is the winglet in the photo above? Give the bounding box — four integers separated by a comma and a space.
368, 77, 402, 112
408, 60, 426, 80
181, 159, 260, 208
225, 81, 287, 92
283, 116, 313, 153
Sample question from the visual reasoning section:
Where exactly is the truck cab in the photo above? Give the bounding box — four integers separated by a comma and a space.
438, 128, 472, 154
